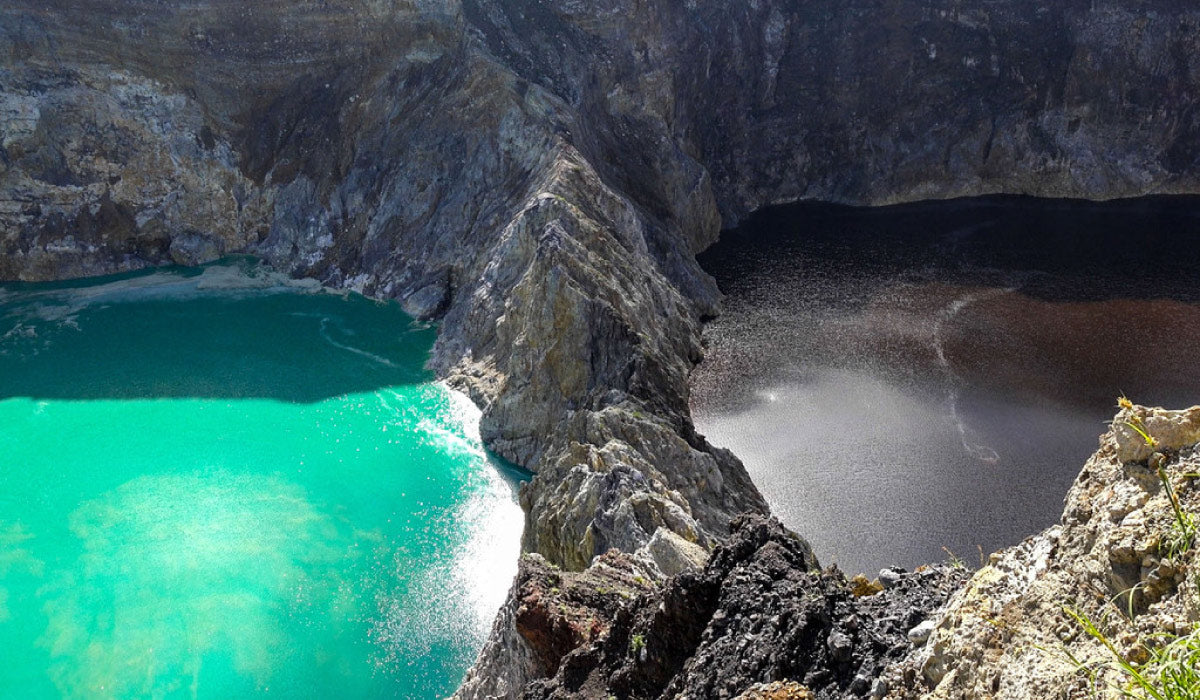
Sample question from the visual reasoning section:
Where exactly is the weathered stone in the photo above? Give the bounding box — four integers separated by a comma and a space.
906, 620, 936, 646
167, 232, 224, 267
879, 568, 906, 590
735, 681, 815, 700
510, 514, 966, 700
1114, 405, 1200, 464
637, 526, 710, 580
400, 277, 450, 321
851, 574, 885, 598
885, 408, 1200, 699
456, 551, 658, 700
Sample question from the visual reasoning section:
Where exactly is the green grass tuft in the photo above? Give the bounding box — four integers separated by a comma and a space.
1061, 606, 1200, 700
1155, 460, 1197, 561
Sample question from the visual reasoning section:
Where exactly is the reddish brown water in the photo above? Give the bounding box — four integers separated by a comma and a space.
692, 196, 1200, 575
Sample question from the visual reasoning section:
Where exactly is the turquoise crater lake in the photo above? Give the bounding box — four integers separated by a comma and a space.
0, 260, 524, 699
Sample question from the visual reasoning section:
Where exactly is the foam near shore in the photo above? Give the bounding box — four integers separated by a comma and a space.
0, 275, 524, 697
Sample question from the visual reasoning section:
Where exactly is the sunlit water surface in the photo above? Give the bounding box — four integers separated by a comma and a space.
0, 261, 524, 699
693, 197, 1200, 576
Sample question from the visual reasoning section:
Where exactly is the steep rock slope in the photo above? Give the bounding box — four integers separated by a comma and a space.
690, 1, 1200, 221
459, 407, 1200, 699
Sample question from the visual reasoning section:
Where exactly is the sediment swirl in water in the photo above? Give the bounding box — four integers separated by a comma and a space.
693, 197, 1200, 575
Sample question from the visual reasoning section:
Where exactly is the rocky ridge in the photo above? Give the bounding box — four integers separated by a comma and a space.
460, 514, 968, 700
458, 408, 1200, 699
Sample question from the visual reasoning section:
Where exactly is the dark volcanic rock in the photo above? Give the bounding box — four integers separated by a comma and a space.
506, 515, 967, 700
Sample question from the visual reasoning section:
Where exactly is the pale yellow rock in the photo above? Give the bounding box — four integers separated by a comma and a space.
1114, 405, 1200, 463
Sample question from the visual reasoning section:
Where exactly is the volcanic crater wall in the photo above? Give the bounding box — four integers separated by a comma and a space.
3, 0, 1200, 694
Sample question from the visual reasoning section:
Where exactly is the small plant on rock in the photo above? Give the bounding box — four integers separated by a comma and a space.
1153, 455, 1197, 561
630, 633, 646, 656
1116, 399, 1195, 559
1122, 414, 1159, 450
1061, 605, 1200, 700
941, 546, 966, 570
1051, 398, 1200, 698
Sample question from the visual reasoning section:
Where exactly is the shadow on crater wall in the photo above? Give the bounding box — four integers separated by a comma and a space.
0, 261, 436, 403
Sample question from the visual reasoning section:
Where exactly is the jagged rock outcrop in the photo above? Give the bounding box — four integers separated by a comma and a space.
459, 406, 1200, 700
457, 514, 967, 700
457, 550, 660, 699
885, 405, 1200, 699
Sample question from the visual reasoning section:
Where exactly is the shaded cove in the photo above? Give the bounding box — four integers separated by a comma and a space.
0, 262, 525, 699
691, 196, 1200, 576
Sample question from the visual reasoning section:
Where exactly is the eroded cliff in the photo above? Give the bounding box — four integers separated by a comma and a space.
3, 1, 1200, 696
455, 408, 1200, 699
6, 0, 1200, 573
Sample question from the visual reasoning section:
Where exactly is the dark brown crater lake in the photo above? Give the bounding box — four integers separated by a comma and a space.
691, 196, 1200, 576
